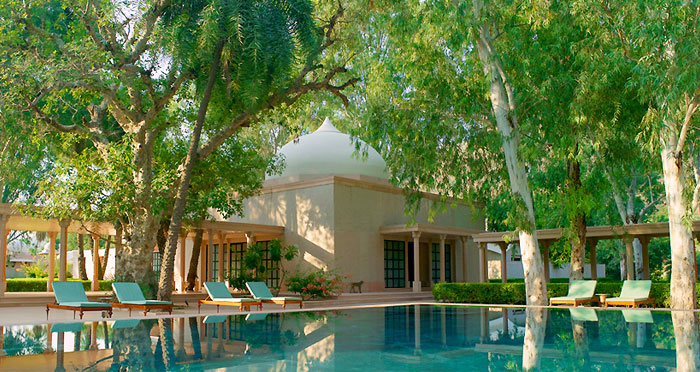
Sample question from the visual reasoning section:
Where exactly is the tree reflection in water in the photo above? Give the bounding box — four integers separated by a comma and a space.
570, 318, 590, 371
671, 311, 700, 372
522, 307, 547, 371
111, 320, 156, 371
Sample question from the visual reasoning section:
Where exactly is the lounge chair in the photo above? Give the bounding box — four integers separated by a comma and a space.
198, 282, 262, 313
605, 280, 653, 308
246, 281, 303, 310
203, 315, 228, 324
549, 280, 597, 306
51, 322, 84, 334
622, 309, 654, 323
47, 281, 112, 320
111, 282, 173, 317
245, 313, 268, 322
569, 307, 598, 322
112, 319, 141, 329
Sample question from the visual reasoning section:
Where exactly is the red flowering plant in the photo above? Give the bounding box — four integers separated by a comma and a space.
285, 269, 345, 299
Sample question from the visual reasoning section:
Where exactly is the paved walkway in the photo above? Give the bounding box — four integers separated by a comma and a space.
0, 291, 435, 326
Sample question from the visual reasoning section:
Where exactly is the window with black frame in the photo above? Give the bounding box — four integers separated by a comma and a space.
258, 241, 280, 288
228, 243, 246, 279
431, 243, 451, 283
152, 251, 162, 274
384, 240, 406, 288
212, 244, 219, 281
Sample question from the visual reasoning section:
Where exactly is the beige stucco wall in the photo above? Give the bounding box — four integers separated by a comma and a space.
227, 177, 484, 292
227, 183, 336, 276
332, 182, 483, 291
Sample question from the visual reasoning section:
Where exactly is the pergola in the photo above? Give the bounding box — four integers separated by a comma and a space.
472, 221, 700, 282
380, 224, 483, 292
0, 203, 284, 297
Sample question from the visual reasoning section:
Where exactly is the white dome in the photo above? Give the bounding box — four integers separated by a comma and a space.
268, 118, 388, 180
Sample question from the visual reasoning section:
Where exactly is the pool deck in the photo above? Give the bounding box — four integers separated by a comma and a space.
1, 291, 695, 326
0, 290, 435, 326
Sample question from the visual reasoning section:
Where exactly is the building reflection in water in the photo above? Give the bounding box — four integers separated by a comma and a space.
0, 305, 696, 371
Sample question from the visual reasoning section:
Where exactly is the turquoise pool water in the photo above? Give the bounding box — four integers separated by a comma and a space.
0, 305, 696, 371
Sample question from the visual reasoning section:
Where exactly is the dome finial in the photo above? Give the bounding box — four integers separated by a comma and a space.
315, 117, 339, 133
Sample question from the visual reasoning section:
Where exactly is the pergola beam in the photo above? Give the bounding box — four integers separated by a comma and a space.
473, 221, 700, 243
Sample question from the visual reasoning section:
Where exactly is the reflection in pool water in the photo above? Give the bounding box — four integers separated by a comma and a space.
0, 305, 697, 371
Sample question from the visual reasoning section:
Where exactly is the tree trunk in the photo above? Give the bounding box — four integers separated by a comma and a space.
158, 40, 225, 301
522, 307, 547, 371
632, 238, 644, 279
189, 317, 203, 360
158, 318, 176, 369
623, 237, 635, 280
186, 229, 204, 291
660, 123, 697, 309
671, 310, 700, 372
568, 158, 586, 282
619, 244, 628, 280
116, 127, 161, 290
571, 319, 590, 371
77, 234, 88, 280
99, 238, 110, 280
472, 0, 546, 305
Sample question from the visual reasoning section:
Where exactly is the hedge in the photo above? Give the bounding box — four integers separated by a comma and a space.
487, 277, 634, 284
6, 278, 114, 292
433, 282, 700, 308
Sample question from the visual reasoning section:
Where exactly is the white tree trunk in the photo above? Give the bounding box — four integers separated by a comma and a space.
632, 238, 644, 279
660, 124, 696, 309
472, 0, 546, 306
671, 311, 700, 372
522, 307, 547, 371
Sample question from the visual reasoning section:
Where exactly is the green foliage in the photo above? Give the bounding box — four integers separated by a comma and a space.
227, 240, 298, 292
7, 278, 113, 292
433, 282, 698, 308
285, 270, 344, 299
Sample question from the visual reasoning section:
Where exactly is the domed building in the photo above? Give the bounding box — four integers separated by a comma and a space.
175, 118, 484, 293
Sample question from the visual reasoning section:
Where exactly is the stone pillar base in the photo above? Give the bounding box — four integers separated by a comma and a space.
412, 281, 422, 292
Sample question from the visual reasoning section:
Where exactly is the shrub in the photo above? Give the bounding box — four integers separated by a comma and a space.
227, 240, 298, 295
7, 278, 113, 292
285, 270, 344, 299
433, 282, 699, 308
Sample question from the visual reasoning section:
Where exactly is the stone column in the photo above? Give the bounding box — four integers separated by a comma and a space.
480, 308, 488, 342
459, 237, 467, 282
478, 242, 487, 283
47, 232, 57, 292
45, 324, 53, 353
439, 235, 447, 283
624, 236, 634, 280
540, 240, 551, 283
0, 214, 8, 297
89, 322, 98, 350
588, 239, 598, 280
639, 237, 651, 280
498, 242, 508, 283
217, 231, 225, 283
207, 229, 215, 282
198, 237, 206, 291
58, 219, 70, 282
91, 234, 100, 291
413, 304, 421, 355
179, 233, 187, 292
412, 231, 421, 292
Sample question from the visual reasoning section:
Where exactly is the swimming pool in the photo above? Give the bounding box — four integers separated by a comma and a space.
0, 305, 696, 371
